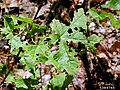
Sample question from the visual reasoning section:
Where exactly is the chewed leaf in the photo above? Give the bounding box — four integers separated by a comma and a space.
53, 41, 79, 75
51, 19, 69, 36
70, 8, 87, 29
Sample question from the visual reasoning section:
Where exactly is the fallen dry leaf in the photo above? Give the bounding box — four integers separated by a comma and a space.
109, 41, 120, 52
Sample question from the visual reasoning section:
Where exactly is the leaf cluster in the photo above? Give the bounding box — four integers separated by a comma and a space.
0, 8, 103, 90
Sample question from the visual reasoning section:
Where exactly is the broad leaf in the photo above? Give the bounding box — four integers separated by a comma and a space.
53, 41, 79, 75
20, 55, 35, 71
51, 19, 69, 36
15, 77, 28, 89
6, 34, 23, 53
62, 31, 87, 45
70, 8, 87, 29
6, 73, 15, 83
50, 73, 66, 88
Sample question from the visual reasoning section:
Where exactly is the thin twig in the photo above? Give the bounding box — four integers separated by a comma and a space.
0, 47, 22, 85
33, 5, 42, 20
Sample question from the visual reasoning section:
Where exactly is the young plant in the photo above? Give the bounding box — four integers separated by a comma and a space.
0, 8, 103, 90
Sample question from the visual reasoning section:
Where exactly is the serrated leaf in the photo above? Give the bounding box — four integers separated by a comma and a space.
53, 41, 79, 75
65, 60, 79, 75
70, 8, 87, 29
50, 73, 66, 88
51, 19, 69, 36
86, 43, 96, 53
20, 56, 35, 71
102, 0, 120, 10
6, 34, 23, 53
23, 45, 39, 61
88, 34, 103, 44
62, 31, 87, 45
15, 77, 28, 89
48, 34, 59, 44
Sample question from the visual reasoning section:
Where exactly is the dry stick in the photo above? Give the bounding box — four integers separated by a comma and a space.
33, 5, 42, 20
33, 0, 47, 20
0, 48, 22, 85
43, 0, 61, 25
80, 0, 95, 90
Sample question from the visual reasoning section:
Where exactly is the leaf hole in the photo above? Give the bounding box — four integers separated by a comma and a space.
68, 28, 73, 33
36, 54, 39, 56
74, 27, 78, 30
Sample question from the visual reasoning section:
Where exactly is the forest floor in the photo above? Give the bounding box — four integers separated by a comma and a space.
0, 0, 120, 90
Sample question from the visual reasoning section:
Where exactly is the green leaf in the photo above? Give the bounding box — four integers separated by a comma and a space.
53, 41, 79, 75
50, 73, 66, 88
6, 73, 15, 83
0, 64, 4, 72
43, 85, 49, 90
88, 8, 101, 20
14, 22, 26, 30
102, 0, 120, 10
48, 34, 59, 44
0, 64, 7, 74
109, 0, 120, 10
88, 34, 103, 44
86, 43, 96, 53
30, 24, 48, 34
110, 18, 120, 29
34, 68, 40, 79
70, 8, 88, 29
51, 19, 69, 36
93, 10, 120, 29
62, 31, 87, 45
11, 15, 18, 25
23, 45, 39, 61
12, 15, 33, 24
6, 34, 23, 53
4, 16, 14, 33
20, 55, 35, 71
15, 77, 28, 89
99, 11, 114, 20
